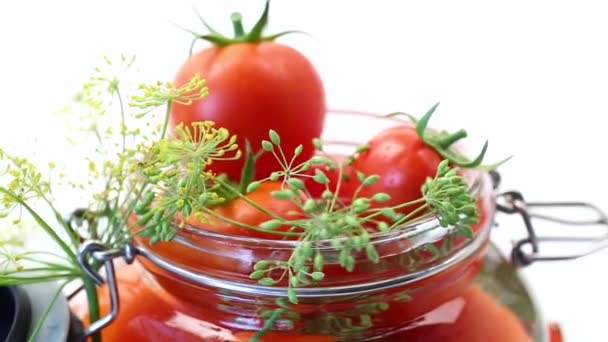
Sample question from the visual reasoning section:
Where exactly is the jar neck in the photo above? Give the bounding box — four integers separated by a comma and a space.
134, 170, 496, 300
136, 216, 492, 300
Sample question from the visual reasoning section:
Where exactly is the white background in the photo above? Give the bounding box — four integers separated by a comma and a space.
1, 0, 607, 341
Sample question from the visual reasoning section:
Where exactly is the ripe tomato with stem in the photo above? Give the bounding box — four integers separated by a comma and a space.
170, 0, 326, 183
345, 103, 507, 234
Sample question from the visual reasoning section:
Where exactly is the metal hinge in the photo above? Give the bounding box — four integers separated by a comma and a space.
491, 171, 608, 267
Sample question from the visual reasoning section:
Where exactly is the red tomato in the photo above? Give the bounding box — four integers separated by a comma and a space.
348, 124, 443, 217
392, 284, 533, 342
548, 323, 564, 342
184, 181, 305, 240
170, 4, 326, 183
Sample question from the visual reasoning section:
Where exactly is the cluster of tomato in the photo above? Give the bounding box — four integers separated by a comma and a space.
122, 2, 532, 341
169, 6, 451, 240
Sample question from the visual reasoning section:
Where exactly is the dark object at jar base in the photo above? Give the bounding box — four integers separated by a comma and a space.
0, 282, 86, 342
0, 286, 32, 342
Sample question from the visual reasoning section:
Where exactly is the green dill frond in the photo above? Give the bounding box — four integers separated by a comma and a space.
129, 73, 209, 110
131, 121, 241, 242
0, 148, 52, 218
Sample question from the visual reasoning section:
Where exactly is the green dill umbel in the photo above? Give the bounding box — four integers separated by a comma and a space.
0, 53, 493, 342
240, 131, 479, 305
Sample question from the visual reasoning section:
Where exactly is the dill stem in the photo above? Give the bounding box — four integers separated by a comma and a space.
114, 85, 127, 152
0, 187, 78, 262
215, 178, 287, 221
390, 204, 430, 228
83, 278, 102, 342
160, 100, 172, 139
199, 206, 301, 237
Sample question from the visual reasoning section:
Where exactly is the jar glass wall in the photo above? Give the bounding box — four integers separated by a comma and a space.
70, 111, 548, 342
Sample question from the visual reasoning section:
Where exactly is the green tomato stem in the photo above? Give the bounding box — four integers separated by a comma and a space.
83, 277, 102, 342
435, 129, 467, 150
230, 12, 245, 38
181, 0, 303, 49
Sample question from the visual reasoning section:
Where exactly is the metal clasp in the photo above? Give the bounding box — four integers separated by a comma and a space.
492, 172, 608, 267
77, 240, 138, 337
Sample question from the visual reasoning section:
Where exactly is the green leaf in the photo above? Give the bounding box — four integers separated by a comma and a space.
314, 252, 324, 271
345, 215, 359, 227
475, 155, 514, 171
416, 102, 440, 138
362, 175, 380, 186
134, 204, 149, 215
424, 243, 441, 260
260, 219, 283, 230
366, 245, 380, 263
313, 169, 329, 184
287, 178, 304, 191
261, 140, 273, 152
356, 144, 369, 153
269, 130, 281, 145
311, 272, 324, 281
377, 221, 390, 232
258, 278, 277, 286
312, 138, 323, 151
290, 275, 300, 287
302, 198, 316, 213
254, 261, 270, 270
136, 211, 154, 226
238, 140, 256, 194
275, 297, 289, 309
371, 192, 391, 202
310, 156, 325, 164
271, 189, 296, 200
181, 204, 192, 219
142, 191, 155, 206
246, 181, 261, 193
288, 288, 298, 304
456, 224, 474, 239
270, 172, 280, 181
360, 314, 372, 327
260, 310, 274, 319
352, 198, 370, 213
356, 171, 366, 182
380, 208, 398, 221
250, 270, 265, 279
294, 144, 303, 157
246, 0, 270, 40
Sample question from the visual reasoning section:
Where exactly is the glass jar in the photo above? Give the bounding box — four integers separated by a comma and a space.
70, 111, 605, 342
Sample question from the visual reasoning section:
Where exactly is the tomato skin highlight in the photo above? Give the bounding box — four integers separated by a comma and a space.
347, 124, 443, 217
171, 42, 326, 183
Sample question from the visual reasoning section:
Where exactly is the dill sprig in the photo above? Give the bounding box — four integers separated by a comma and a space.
239, 130, 479, 305
132, 121, 241, 243
0, 55, 212, 342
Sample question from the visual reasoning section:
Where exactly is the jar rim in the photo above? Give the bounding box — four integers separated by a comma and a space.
172, 167, 490, 249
